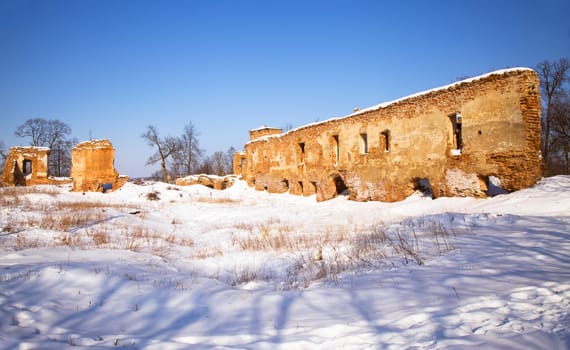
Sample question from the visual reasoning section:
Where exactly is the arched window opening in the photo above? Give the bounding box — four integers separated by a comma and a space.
360, 133, 368, 154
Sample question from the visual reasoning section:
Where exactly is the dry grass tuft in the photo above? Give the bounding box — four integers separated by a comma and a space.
192, 196, 241, 205
146, 191, 160, 201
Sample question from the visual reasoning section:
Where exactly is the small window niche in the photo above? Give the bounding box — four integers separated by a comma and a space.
449, 112, 463, 155
298, 181, 304, 195
332, 135, 339, 166
298, 142, 305, 161
360, 133, 368, 154
281, 179, 290, 192
311, 181, 317, 194
22, 159, 32, 176
381, 130, 391, 152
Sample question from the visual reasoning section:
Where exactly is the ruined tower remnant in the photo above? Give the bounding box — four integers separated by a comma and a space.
235, 68, 542, 202
1, 146, 51, 186
71, 139, 128, 192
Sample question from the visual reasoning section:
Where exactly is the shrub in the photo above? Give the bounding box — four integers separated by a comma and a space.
146, 191, 160, 201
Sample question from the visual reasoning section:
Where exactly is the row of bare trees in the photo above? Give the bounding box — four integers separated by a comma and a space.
141, 123, 235, 182
536, 58, 570, 175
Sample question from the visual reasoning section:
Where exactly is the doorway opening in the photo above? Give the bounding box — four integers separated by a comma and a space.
332, 174, 349, 196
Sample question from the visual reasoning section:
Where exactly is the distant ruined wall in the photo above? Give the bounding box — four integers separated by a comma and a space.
248, 127, 283, 141
233, 152, 246, 176
175, 174, 238, 190
1, 147, 51, 186
238, 68, 542, 202
71, 139, 128, 192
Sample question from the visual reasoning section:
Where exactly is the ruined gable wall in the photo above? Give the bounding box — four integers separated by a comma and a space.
249, 127, 283, 141
1, 147, 51, 186
71, 139, 127, 192
242, 69, 541, 202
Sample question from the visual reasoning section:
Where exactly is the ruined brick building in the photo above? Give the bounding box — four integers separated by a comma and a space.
1, 146, 53, 186
70, 139, 128, 192
234, 68, 542, 202
2, 139, 127, 192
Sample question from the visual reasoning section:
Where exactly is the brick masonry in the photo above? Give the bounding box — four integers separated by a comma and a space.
236, 68, 542, 202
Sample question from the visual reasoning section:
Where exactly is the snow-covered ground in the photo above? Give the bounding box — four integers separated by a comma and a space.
1, 177, 569, 349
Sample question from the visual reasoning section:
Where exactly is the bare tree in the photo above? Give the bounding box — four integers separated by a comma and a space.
49, 138, 76, 177
15, 118, 48, 146
171, 122, 204, 177
550, 94, 570, 174
45, 120, 73, 177
536, 58, 570, 174
141, 125, 180, 182
0, 140, 6, 171
198, 147, 236, 176
225, 146, 237, 174
14, 118, 74, 176
44, 120, 71, 149
209, 151, 228, 176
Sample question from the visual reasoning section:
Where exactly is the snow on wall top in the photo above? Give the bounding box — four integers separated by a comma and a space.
249, 125, 283, 132
9, 146, 51, 152
247, 67, 534, 144
73, 139, 114, 150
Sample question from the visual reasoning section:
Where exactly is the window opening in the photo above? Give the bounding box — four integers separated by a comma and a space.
298, 181, 304, 194
23, 159, 32, 176
298, 142, 305, 164
360, 133, 368, 154
311, 181, 317, 194
450, 112, 463, 153
381, 130, 391, 152
332, 135, 339, 165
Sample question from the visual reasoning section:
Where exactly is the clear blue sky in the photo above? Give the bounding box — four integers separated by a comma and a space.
1, 0, 569, 177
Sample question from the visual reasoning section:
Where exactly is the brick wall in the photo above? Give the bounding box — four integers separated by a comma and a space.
240, 68, 542, 202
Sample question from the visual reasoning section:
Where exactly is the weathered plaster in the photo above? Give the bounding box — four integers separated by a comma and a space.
236, 68, 542, 202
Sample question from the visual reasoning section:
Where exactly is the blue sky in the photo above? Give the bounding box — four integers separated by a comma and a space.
1, 0, 569, 177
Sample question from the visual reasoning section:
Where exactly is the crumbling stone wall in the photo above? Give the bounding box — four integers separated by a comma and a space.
238, 68, 542, 202
233, 152, 246, 176
1, 147, 51, 186
71, 139, 128, 192
248, 127, 283, 141
176, 174, 237, 189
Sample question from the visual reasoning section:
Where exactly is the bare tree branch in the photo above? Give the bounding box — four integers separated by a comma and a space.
536, 58, 570, 174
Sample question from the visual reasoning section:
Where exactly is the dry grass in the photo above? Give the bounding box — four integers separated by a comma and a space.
146, 191, 160, 201
191, 246, 223, 260
229, 217, 462, 289
2, 185, 463, 290
15, 234, 41, 250
0, 185, 60, 197
192, 196, 241, 205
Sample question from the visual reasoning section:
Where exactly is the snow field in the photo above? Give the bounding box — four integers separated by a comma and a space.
1, 177, 569, 349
